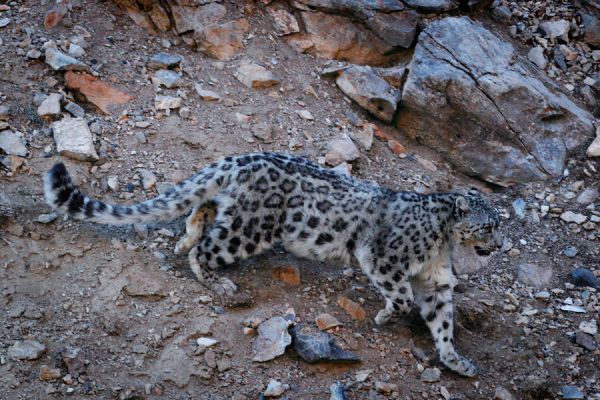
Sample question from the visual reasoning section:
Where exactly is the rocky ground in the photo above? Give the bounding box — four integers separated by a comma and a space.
0, 1, 599, 399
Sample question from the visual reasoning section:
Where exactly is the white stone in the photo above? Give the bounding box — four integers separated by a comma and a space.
296, 109, 314, 120
37, 93, 62, 118
539, 20, 570, 39
195, 84, 221, 101
0, 18, 10, 28
355, 369, 372, 382
36, 213, 57, 224
349, 127, 374, 151
332, 162, 351, 176
151, 70, 181, 89
527, 46, 547, 70
196, 337, 218, 348
68, 43, 85, 57
577, 188, 598, 204
51, 118, 99, 161
264, 379, 288, 397
325, 134, 360, 166
534, 291, 550, 300
107, 176, 119, 192
587, 136, 600, 157
44, 48, 88, 71
421, 367, 441, 383
579, 320, 597, 335
560, 305, 586, 313
0, 131, 28, 156
560, 211, 587, 224
26, 49, 41, 59
139, 169, 157, 190
8, 340, 47, 360
154, 95, 182, 110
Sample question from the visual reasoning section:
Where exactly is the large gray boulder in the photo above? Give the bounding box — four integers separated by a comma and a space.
396, 17, 594, 186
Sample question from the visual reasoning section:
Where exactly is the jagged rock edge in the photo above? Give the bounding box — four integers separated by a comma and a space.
415, 30, 552, 177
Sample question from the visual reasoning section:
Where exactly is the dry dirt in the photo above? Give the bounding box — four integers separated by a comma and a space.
0, 1, 599, 399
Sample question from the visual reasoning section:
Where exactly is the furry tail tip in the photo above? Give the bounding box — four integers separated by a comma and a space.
44, 162, 75, 210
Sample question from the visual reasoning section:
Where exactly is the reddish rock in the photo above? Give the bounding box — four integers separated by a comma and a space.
43, 0, 68, 29
337, 296, 366, 321
388, 139, 408, 155
148, 4, 171, 32
272, 266, 301, 286
315, 313, 342, 330
234, 63, 280, 89
194, 19, 249, 61
292, 11, 396, 66
39, 366, 61, 381
269, 9, 299, 36
369, 123, 391, 142
65, 71, 133, 115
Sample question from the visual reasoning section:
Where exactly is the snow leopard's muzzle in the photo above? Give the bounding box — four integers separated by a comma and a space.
474, 231, 503, 257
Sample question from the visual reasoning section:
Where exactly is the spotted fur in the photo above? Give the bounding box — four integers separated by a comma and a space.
44, 152, 501, 376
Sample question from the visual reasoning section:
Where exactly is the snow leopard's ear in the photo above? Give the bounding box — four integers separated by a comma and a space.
455, 196, 470, 213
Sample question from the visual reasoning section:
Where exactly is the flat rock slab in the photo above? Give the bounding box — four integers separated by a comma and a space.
37, 93, 62, 119
51, 117, 99, 161
235, 63, 280, 89
0, 130, 28, 156
8, 340, 47, 360
195, 85, 221, 101
147, 52, 183, 69
397, 16, 594, 186
65, 71, 133, 115
336, 65, 400, 123
517, 263, 552, 288
151, 69, 181, 88
403, 0, 457, 12
151, 339, 212, 387
291, 325, 360, 364
252, 316, 292, 362
44, 48, 89, 71
155, 95, 182, 110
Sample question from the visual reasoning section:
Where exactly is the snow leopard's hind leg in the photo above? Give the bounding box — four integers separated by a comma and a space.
174, 202, 217, 255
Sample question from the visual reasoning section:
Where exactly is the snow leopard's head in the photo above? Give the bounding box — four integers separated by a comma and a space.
452, 189, 502, 257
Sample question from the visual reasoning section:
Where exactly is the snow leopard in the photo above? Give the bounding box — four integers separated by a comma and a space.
44, 152, 502, 376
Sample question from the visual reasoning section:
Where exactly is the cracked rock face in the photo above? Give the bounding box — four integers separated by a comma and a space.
397, 17, 594, 186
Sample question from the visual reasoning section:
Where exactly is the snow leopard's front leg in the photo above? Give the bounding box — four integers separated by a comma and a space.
413, 265, 477, 377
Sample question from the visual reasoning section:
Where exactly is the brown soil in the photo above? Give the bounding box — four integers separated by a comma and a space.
0, 1, 598, 399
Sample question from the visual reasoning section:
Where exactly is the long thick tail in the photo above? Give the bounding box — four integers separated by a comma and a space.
44, 162, 219, 225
